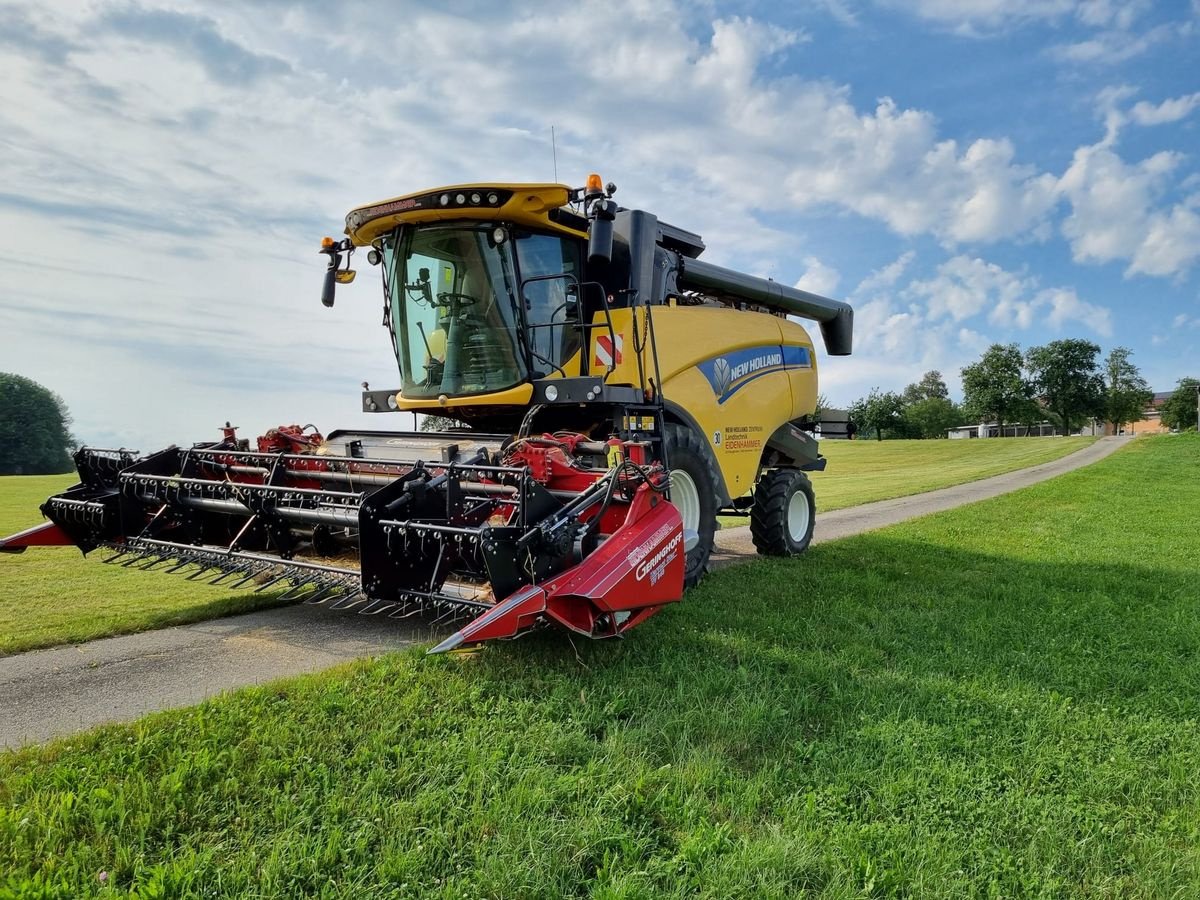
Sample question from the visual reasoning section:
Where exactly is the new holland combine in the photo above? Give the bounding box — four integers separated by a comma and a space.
1, 176, 853, 652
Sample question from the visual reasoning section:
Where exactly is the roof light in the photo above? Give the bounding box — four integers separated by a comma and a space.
439, 193, 450, 206
321, 236, 335, 248
470, 192, 482, 204
455, 193, 466, 204
487, 192, 499, 205
586, 173, 604, 193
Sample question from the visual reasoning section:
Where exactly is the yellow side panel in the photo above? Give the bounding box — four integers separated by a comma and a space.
591, 307, 819, 499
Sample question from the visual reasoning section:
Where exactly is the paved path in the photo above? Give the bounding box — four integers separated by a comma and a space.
0, 437, 1126, 748
712, 436, 1126, 562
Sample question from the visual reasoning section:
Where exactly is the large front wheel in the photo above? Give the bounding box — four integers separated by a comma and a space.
664, 424, 720, 588
750, 468, 815, 556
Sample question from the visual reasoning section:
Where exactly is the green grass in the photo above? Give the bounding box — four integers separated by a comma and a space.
0, 476, 287, 657
2, 435, 1197, 898
808, 435, 1097, 512
719, 435, 1096, 528
3, 437, 1095, 657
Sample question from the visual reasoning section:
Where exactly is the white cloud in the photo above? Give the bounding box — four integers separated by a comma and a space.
817, 250, 1112, 405
1039, 287, 1113, 335
1057, 140, 1200, 277
853, 251, 916, 295
882, 0, 1153, 33
905, 255, 1111, 334
794, 256, 841, 296
1074, 0, 1151, 29
907, 255, 1029, 323
1130, 92, 1200, 126
1049, 22, 1174, 64
881, 0, 1076, 31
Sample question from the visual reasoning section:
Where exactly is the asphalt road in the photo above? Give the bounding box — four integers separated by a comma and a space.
0, 436, 1126, 748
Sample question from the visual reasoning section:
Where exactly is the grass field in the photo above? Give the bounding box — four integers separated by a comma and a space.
0, 476, 287, 657
1, 438, 1096, 657
2, 435, 1197, 897
805, 434, 1096, 512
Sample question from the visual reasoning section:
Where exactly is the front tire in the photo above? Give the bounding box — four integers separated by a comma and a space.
750, 468, 815, 556
664, 423, 720, 588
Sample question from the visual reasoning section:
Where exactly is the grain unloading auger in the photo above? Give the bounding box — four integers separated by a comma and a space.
2, 175, 853, 653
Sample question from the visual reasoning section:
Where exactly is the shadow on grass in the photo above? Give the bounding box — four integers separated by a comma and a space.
473, 530, 1200, 769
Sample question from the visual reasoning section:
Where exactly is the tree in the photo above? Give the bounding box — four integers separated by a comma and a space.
960, 344, 1034, 435
419, 414, 461, 432
905, 396, 963, 439
1025, 339, 1106, 436
1160, 377, 1200, 432
901, 370, 950, 406
1103, 347, 1154, 433
0, 373, 76, 475
849, 388, 907, 441
813, 393, 830, 420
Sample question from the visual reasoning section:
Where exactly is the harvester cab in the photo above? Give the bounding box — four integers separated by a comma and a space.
2, 175, 853, 654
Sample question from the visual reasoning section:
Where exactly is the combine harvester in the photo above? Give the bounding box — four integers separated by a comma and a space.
1, 176, 853, 652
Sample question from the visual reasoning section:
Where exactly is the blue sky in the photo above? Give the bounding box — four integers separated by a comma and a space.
0, 0, 1197, 449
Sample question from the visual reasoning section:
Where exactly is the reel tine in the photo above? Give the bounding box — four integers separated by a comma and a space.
388, 601, 425, 620
208, 567, 243, 585
303, 583, 341, 605
358, 599, 396, 616
228, 568, 264, 590
185, 565, 216, 581
329, 592, 366, 611
431, 604, 465, 626
102, 549, 129, 564
278, 577, 317, 602
255, 571, 291, 593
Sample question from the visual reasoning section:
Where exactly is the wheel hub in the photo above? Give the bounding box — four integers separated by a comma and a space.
669, 468, 701, 551
787, 489, 810, 543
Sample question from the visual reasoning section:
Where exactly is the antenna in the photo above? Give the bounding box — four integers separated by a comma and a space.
551, 125, 558, 183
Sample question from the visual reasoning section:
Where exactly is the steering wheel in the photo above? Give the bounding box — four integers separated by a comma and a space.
437, 291, 478, 308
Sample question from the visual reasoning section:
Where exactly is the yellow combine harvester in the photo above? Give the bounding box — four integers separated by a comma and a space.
3, 175, 853, 652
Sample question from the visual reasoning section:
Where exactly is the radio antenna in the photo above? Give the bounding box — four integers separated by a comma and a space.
551, 125, 558, 182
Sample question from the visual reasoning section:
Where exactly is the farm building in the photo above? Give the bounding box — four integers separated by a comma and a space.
948, 391, 1176, 439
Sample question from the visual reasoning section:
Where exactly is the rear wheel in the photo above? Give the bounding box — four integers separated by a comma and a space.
750, 468, 815, 556
664, 423, 720, 588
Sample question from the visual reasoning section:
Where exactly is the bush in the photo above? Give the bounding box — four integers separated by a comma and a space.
0, 373, 76, 475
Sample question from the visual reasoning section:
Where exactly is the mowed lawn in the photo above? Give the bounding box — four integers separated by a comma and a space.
2, 437, 1095, 656
0, 476, 287, 656
2, 435, 1197, 898
807, 434, 1096, 512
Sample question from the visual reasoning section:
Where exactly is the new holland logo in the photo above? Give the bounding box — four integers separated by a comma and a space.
712, 357, 733, 396
697, 345, 811, 404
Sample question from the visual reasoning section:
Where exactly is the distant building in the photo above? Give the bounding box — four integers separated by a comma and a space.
949, 391, 1175, 439
948, 422, 1059, 439
1103, 391, 1172, 436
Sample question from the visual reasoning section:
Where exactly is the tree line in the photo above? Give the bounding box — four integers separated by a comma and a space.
848, 340, 1198, 440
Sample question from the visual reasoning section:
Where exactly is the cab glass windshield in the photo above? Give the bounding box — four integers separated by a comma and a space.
382, 224, 582, 399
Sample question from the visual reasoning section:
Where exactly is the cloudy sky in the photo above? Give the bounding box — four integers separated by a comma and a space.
1, 0, 1198, 449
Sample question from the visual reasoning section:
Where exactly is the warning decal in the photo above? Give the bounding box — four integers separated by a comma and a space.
594, 333, 624, 368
